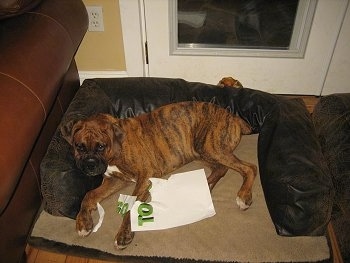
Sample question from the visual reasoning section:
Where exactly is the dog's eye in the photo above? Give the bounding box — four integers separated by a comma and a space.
96, 144, 105, 152
75, 143, 86, 153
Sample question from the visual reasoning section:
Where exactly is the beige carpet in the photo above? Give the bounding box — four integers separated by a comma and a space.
31, 134, 330, 262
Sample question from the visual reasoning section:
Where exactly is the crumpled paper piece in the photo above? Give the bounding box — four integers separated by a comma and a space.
117, 194, 137, 216
130, 169, 216, 231
92, 169, 216, 233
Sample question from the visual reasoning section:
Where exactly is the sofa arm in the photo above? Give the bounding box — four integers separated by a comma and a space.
0, 0, 88, 214
313, 93, 350, 260
0, 0, 42, 20
313, 94, 350, 213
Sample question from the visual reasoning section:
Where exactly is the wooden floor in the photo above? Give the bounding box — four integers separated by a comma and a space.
281, 94, 319, 113
25, 245, 113, 263
26, 223, 343, 263
26, 96, 330, 263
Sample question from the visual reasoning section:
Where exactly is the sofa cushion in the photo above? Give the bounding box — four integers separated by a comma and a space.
0, 0, 42, 20
41, 77, 334, 236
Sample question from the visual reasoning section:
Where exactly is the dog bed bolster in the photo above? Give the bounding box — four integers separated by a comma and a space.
258, 98, 334, 235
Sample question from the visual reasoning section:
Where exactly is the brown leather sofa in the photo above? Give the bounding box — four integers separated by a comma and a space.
0, 0, 88, 262
313, 94, 350, 262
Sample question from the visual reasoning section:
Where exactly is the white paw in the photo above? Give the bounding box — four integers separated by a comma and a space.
78, 229, 91, 237
114, 240, 128, 250
236, 196, 250, 210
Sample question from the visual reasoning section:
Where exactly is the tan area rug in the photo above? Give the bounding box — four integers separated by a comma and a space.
30, 134, 330, 262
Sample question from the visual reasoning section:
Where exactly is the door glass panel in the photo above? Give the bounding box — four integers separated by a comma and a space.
170, 0, 317, 57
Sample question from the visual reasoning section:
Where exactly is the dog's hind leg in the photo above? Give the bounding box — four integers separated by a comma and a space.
204, 162, 229, 191
203, 152, 256, 210
220, 155, 257, 210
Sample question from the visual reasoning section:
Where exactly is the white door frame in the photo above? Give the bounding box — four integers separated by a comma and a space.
119, 0, 148, 77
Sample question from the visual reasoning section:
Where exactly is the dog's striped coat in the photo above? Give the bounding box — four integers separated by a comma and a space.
64, 101, 257, 249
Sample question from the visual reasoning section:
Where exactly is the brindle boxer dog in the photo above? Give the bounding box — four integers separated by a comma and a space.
61, 101, 257, 249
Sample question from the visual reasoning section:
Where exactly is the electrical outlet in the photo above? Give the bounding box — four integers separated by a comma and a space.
86, 6, 104, 32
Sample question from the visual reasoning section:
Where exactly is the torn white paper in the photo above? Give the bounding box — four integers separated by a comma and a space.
117, 194, 137, 216
130, 169, 216, 231
92, 202, 105, 232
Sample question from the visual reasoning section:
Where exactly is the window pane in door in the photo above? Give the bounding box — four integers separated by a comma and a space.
178, 0, 298, 49
171, 0, 316, 57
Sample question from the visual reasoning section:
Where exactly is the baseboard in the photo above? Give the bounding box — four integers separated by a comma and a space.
78, 71, 128, 84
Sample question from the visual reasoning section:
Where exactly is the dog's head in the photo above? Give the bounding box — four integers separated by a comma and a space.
61, 113, 124, 176
218, 77, 243, 88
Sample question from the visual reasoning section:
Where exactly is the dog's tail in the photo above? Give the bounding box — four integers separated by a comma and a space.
238, 118, 253, 135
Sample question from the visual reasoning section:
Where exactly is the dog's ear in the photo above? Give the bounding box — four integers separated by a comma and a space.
60, 119, 75, 145
60, 119, 81, 145
112, 123, 125, 154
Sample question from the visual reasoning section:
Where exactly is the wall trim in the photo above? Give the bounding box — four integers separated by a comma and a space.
78, 70, 128, 84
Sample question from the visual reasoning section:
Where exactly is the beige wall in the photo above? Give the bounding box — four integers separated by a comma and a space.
75, 0, 126, 71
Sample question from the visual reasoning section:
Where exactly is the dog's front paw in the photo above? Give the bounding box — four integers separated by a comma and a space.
76, 210, 94, 237
114, 228, 135, 250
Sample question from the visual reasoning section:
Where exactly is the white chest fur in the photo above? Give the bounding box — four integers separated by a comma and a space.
104, 165, 123, 177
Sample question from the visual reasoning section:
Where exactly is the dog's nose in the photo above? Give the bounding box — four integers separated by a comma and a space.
85, 158, 97, 170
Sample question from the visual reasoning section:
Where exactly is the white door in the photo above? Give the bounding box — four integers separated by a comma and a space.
321, 1, 350, 95
120, 0, 349, 95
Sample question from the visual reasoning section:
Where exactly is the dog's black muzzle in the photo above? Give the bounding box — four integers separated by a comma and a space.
77, 156, 108, 176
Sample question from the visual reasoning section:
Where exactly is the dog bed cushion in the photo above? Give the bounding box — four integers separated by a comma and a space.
40, 77, 333, 236
31, 135, 330, 263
